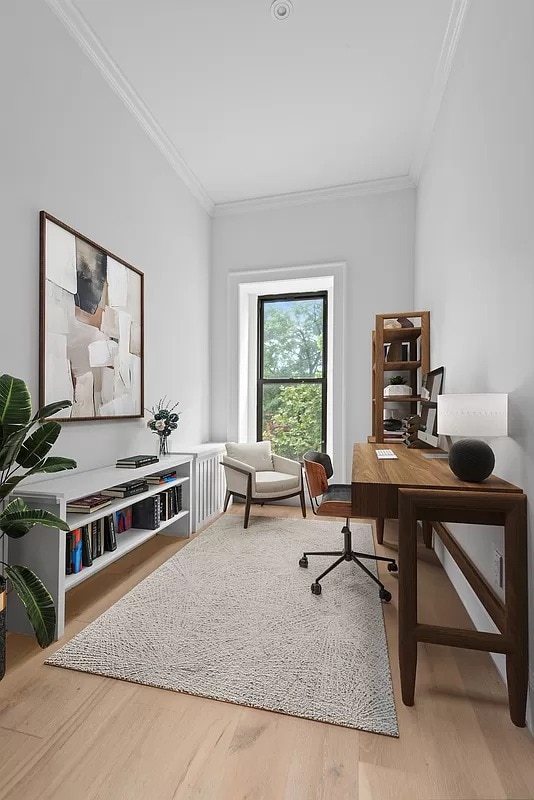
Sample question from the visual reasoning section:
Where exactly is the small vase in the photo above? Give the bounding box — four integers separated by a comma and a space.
0, 576, 6, 681
158, 436, 169, 457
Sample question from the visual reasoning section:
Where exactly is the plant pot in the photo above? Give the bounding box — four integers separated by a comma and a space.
384, 385, 412, 397
0, 576, 6, 681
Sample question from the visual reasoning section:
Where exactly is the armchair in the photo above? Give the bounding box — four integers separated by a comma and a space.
222, 441, 306, 528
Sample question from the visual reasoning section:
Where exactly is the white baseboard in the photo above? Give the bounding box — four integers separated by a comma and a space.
433, 533, 533, 735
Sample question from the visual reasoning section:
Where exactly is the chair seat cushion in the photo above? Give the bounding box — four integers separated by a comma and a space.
253, 470, 301, 495
322, 483, 351, 503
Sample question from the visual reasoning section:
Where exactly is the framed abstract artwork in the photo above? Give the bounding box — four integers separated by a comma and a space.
39, 211, 144, 420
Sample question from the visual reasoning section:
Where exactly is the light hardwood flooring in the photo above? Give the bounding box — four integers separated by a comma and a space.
0, 505, 533, 800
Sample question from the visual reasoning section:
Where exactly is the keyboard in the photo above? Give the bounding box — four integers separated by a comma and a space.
375, 449, 398, 460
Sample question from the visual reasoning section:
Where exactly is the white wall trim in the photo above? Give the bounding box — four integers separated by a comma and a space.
213, 176, 415, 217
409, 0, 471, 183
44, 0, 214, 215
226, 262, 347, 481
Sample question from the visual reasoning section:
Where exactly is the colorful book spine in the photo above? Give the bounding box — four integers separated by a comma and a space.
71, 529, 83, 574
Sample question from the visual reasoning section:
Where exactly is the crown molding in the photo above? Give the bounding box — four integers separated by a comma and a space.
44, 0, 214, 215
410, 0, 470, 183
213, 175, 416, 217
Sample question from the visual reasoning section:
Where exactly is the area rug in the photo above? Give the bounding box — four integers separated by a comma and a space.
46, 515, 398, 736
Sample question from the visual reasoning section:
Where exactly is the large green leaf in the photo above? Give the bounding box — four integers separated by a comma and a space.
0, 375, 32, 441
33, 400, 72, 421
0, 497, 70, 538
28, 456, 77, 475
16, 421, 61, 469
0, 474, 28, 502
5, 564, 56, 647
0, 427, 29, 470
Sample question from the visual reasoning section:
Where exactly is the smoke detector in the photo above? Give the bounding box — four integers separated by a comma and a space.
271, 1, 293, 21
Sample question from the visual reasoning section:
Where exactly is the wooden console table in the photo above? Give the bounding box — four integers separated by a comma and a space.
351, 443, 528, 727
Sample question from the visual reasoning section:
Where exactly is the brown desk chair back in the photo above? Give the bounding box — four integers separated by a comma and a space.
301, 450, 396, 600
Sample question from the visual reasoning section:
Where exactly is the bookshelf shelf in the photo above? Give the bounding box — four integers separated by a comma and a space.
64, 510, 189, 591
66, 477, 188, 530
8, 454, 194, 641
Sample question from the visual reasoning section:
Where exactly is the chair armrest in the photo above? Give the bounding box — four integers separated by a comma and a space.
272, 455, 303, 483
221, 456, 256, 495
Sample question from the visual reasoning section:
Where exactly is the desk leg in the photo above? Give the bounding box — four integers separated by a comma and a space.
398, 494, 418, 706
422, 521, 433, 549
504, 503, 528, 727
375, 518, 384, 545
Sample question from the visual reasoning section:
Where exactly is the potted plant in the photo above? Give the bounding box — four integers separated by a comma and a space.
383, 375, 412, 397
0, 374, 76, 679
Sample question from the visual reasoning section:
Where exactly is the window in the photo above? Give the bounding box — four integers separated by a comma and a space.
257, 292, 327, 460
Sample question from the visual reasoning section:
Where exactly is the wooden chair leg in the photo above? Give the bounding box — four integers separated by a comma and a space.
244, 494, 251, 529
299, 487, 306, 518
422, 520, 433, 549
375, 518, 384, 544
223, 490, 232, 512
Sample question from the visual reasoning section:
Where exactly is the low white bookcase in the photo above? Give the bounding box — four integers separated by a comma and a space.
8, 454, 193, 640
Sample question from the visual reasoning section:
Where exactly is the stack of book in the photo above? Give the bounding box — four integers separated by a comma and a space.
65, 514, 118, 575
66, 494, 112, 514
145, 470, 177, 485
116, 454, 159, 469
102, 479, 148, 499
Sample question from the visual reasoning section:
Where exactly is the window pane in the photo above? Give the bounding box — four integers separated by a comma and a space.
261, 383, 323, 461
262, 298, 324, 379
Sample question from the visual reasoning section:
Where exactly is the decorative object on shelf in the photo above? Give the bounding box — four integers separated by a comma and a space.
0, 374, 76, 674
147, 397, 180, 456
437, 393, 508, 482
39, 211, 144, 421
384, 376, 411, 397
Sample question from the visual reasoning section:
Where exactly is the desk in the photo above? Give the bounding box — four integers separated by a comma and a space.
351, 443, 528, 727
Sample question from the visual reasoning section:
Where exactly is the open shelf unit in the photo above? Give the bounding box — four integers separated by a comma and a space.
371, 311, 430, 444
8, 454, 193, 640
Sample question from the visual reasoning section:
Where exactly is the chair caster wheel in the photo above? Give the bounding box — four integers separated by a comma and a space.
299, 556, 308, 568
387, 562, 398, 573
379, 588, 392, 602
311, 582, 322, 596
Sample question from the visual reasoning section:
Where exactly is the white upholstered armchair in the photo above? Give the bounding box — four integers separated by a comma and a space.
222, 441, 306, 528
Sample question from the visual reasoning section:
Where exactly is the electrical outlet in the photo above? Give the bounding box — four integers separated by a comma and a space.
493, 549, 504, 589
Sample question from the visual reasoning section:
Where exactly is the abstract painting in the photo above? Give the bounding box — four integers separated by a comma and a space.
40, 212, 144, 420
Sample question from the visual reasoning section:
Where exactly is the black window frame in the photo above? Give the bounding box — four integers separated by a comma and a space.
256, 290, 328, 453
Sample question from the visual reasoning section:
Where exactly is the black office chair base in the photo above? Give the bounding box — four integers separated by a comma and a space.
299, 524, 397, 602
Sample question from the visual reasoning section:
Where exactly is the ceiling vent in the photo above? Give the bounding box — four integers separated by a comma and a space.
271, 1, 293, 21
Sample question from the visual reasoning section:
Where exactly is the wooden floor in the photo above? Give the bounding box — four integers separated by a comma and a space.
0, 505, 533, 800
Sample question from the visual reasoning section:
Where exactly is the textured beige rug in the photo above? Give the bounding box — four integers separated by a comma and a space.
47, 515, 398, 736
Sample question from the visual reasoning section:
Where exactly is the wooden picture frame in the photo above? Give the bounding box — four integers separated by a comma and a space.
39, 211, 144, 421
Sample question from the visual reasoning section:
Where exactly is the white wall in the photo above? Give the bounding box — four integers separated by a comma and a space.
414, 0, 534, 724
211, 189, 415, 478
0, 1, 211, 470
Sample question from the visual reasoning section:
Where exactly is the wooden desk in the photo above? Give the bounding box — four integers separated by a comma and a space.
351, 443, 528, 727
351, 443, 520, 544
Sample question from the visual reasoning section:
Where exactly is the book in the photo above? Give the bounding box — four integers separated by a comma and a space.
71, 529, 83, 573
132, 496, 161, 530
116, 455, 159, 468
145, 471, 177, 485
66, 494, 112, 513
65, 531, 73, 575
104, 514, 117, 551
114, 506, 133, 534
101, 480, 148, 498
91, 520, 98, 560
81, 525, 93, 567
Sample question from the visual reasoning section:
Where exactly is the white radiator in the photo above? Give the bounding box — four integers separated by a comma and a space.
195, 448, 226, 530
172, 444, 226, 532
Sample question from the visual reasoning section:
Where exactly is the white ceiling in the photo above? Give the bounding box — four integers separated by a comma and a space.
70, 0, 457, 207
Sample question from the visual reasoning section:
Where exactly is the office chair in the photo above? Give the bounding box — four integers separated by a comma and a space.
302, 451, 397, 600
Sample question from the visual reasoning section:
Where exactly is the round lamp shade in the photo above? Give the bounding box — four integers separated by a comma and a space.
448, 439, 495, 482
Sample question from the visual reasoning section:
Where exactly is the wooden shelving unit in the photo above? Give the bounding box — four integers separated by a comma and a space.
8, 454, 194, 640
371, 311, 430, 444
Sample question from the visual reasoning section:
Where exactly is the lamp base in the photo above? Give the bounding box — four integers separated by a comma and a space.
448, 439, 495, 482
